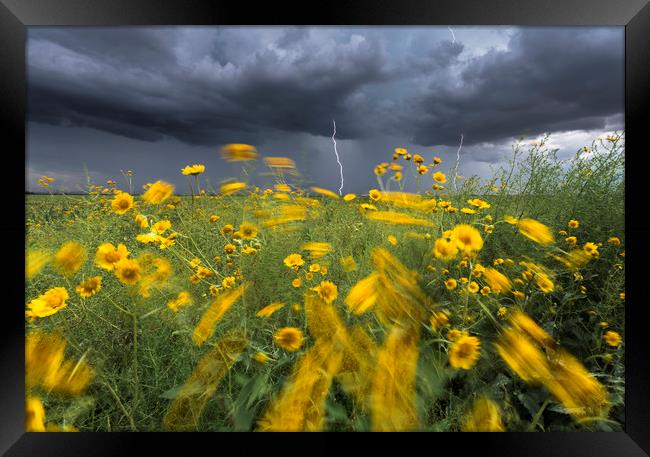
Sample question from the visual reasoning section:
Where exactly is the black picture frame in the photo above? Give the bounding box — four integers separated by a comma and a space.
5, 0, 649, 454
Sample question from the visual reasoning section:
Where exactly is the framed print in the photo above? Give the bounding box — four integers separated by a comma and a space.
3, 0, 650, 454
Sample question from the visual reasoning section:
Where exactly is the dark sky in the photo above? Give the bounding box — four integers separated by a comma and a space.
26, 26, 624, 194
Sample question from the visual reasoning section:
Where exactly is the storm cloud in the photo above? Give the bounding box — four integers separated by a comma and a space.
26, 26, 624, 193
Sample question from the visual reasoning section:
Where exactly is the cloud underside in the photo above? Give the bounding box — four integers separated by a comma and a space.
27, 27, 623, 149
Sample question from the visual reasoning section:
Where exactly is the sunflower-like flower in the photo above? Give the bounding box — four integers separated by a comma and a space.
603, 330, 621, 347
114, 258, 141, 285
239, 222, 258, 240
53, 242, 86, 277
75, 276, 102, 298
450, 224, 484, 254
517, 218, 555, 245
283, 253, 305, 270
26, 287, 69, 319
181, 164, 205, 175
95, 243, 129, 271
273, 327, 304, 352
312, 280, 338, 304
111, 191, 135, 215
142, 180, 174, 205
449, 334, 481, 370
220, 144, 259, 162
433, 171, 447, 183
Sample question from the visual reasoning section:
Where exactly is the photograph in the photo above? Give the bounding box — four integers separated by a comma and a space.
23, 24, 628, 433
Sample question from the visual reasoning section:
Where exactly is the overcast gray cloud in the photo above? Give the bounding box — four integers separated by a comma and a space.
26, 26, 623, 193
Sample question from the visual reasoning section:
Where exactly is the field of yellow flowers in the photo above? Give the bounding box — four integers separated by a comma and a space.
25, 133, 625, 432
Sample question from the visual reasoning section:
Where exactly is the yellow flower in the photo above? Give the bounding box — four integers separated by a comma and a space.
242, 246, 257, 255
512, 291, 526, 301
449, 334, 481, 370
274, 183, 292, 192
135, 214, 149, 228
497, 307, 508, 319
608, 237, 621, 245
26, 396, 46, 432
53, 242, 86, 277
152, 219, 172, 235
292, 278, 302, 288
583, 242, 599, 257
620, 292, 625, 301
360, 203, 378, 211
26, 250, 51, 279
196, 266, 213, 279
393, 171, 403, 181
94, 243, 129, 271
559, 230, 568, 236
313, 280, 338, 304
468, 282, 479, 293
433, 171, 447, 183
220, 143, 259, 161
26, 287, 69, 319
387, 235, 398, 246
221, 182, 247, 195
224, 243, 236, 255
480, 286, 491, 296
603, 331, 621, 347
222, 276, 236, 288
461, 397, 505, 432
114, 258, 141, 285
343, 193, 357, 201
284, 253, 305, 269
433, 156, 442, 164
482, 268, 512, 294
445, 278, 458, 290
167, 291, 192, 313
565, 236, 577, 246
450, 224, 484, 254
310, 187, 340, 199
430, 310, 450, 331
417, 165, 429, 175
447, 329, 463, 341
309, 263, 321, 273
535, 273, 555, 294
274, 327, 304, 352
345, 273, 379, 315
75, 276, 102, 298
209, 215, 221, 223
253, 352, 271, 364
395, 147, 407, 155
374, 165, 387, 176
221, 224, 234, 235
568, 219, 580, 229
142, 180, 174, 204
467, 198, 491, 209
434, 237, 459, 261
369, 189, 381, 201
239, 222, 258, 239
460, 207, 477, 215
517, 218, 554, 245
111, 191, 135, 215
256, 302, 286, 318
181, 164, 205, 175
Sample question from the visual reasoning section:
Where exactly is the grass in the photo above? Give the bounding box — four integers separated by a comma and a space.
25, 133, 625, 432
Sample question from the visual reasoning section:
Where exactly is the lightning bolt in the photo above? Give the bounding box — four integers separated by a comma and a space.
448, 26, 456, 43
332, 119, 344, 195
452, 133, 464, 193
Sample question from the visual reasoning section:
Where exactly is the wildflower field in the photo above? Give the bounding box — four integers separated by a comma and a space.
25, 133, 625, 432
